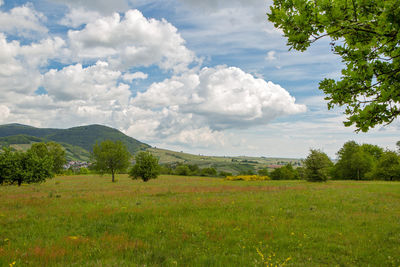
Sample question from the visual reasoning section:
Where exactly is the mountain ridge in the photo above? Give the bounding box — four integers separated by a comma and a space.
0, 123, 150, 160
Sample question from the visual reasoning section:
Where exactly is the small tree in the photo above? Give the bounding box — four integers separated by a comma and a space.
92, 140, 131, 182
304, 149, 333, 182
30, 142, 66, 174
371, 151, 400, 181
270, 164, 298, 180
257, 168, 269, 177
0, 147, 53, 186
175, 164, 191, 176
130, 151, 160, 182
46, 142, 66, 174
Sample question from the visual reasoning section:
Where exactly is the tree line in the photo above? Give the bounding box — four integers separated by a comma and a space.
0, 140, 160, 186
2, 139, 400, 186
268, 141, 400, 182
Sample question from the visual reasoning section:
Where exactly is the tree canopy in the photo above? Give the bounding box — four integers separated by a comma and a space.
0, 146, 54, 186
130, 151, 160, 182
268, 0, 400, 131
30, 142, 66, 174
92, 140, 131, 182
304, 149, 333, 182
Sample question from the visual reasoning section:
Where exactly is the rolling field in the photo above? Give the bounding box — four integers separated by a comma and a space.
0, 175, 399, 266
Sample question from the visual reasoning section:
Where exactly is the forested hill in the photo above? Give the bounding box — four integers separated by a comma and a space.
0, 123, 150, 156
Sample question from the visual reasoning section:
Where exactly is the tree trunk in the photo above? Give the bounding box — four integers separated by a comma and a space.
18, 179, 22, 186
112, 170, 115, 183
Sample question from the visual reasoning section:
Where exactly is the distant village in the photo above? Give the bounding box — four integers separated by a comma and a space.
63, 161, 91, 170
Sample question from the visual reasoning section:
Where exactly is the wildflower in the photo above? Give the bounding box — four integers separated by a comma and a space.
9, 261, 16, 267
256, 247, 265, 262
68, 236, 79, 240
291, 232, 295, 236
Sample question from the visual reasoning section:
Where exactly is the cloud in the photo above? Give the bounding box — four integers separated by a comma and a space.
0, 34, 65, 96
178, 0, 268, 13
266, 50, 276, 61
168, 127, 226, 147
59, 8, 102, 28
133, 65, 306, 130
0, 105, 10, 122
48, 0, 129, 15
68, 9, 196, 72
43, 61, 130, 105
122, 72, 148, 82
0, 0, 3, 6
0, 3, 48, 37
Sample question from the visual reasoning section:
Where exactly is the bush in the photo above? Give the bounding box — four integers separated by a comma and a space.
130, 151, 160, 182
270, 164, 298, 180
225, 175, 270, 181
175, 165, 191, 176
200, 167, 217, 177
219, 171, 232, 177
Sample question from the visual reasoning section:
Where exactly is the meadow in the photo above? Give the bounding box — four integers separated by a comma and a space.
0, 175, 399, 266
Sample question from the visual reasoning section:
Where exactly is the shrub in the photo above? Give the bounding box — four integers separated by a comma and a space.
225, 175, 270, 181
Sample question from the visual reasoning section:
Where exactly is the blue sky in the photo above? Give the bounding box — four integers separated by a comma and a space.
0, 0, 398, 158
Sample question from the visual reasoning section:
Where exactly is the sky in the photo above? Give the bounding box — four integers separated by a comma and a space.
0, 0, 398, 158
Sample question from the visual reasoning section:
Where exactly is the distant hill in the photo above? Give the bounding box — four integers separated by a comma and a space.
0, 124, 150, 161
149, 147, 303, 175
0, 123, 302, 174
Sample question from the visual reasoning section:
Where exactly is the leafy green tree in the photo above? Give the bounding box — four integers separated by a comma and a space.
370, 151, 400, 181
0, 148, 22, 185
159, 164, 173, 175
200, 167, 217, 177
188, 164, 200, 175
270, 164, 298, 180
0, 147, 53, 186
304, 149, 333, 182
130, 151, 160, 182
268, 0, 400, 131
360, 143, 384, 160
257, 168, 269, 176
92, 140, 131, 182
46, 142, 66, 174
29, 142, 66, 174
334, 141, 375, 180
175, 165, 191, 176
22, 148, 54, 185
219, 171, 232, 177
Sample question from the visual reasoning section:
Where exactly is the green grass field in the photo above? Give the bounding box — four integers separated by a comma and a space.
0, 175, 399, 266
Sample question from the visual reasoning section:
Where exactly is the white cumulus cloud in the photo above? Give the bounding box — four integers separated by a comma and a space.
133, 65, 306, 130
43, 61, 130, 105
59, 8, 102, 28
0, 3, 48, 37
123, 72, 148, 82
0, 105, 10, 122
48, 0, 129, 15
68, 9, 196, 72
0, 34, 65, 96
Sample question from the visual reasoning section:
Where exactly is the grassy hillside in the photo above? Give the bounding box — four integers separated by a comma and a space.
0, 134, 91, 162
0, 124, 150, 160
0, 175, 399, 266
0, 124, 302, 170
149, 147, 302, 174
